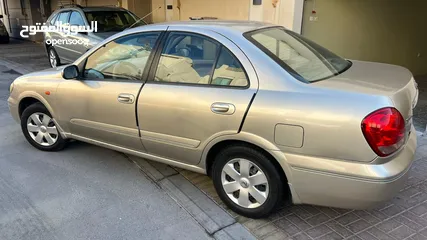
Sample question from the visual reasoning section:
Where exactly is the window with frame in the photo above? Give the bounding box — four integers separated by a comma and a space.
83, 32, 160, 81
69, 11, 85, 26
56, 11, 70, 25
154, 32, 248, 87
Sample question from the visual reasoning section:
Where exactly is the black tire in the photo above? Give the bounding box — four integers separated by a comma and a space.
47, 46, 60, 68
21, 103, 67, 151
212, 144, 286, 218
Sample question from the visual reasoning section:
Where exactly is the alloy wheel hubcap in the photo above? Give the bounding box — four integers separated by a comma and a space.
221, 158, 269, 208
49, 50, 57, 67
27, 113, 58, 146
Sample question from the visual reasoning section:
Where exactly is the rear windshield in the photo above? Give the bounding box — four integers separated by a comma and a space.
85, 11, 137, 32
244, 27, 352, 82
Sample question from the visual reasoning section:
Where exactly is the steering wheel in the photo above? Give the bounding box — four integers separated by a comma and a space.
112, 61, 140, 80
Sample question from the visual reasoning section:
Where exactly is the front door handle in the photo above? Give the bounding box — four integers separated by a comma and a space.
118, 93, 135, 104
211, 103, 235, 115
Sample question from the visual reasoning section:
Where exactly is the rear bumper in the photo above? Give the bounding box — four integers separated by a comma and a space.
285, 125, 416, 209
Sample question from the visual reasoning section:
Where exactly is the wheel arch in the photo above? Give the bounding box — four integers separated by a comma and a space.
18, 92, 56, 120
201, 133, 294, 202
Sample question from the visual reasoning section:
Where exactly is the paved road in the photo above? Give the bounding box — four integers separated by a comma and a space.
0, 63, 211, 239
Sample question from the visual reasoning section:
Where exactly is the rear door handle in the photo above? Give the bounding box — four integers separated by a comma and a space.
211, 103, 235, 115
118, 93, 135, 104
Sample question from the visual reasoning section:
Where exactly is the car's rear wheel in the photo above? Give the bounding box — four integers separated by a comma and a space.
212, 145, 285, 218
21, 103, 67, 151
48, 46, 60, 68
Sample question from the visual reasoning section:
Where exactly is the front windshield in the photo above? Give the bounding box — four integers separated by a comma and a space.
85, 11, 137, 32
245, 27, 352, 82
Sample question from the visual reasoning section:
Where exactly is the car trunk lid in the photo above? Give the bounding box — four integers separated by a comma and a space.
314, 60, 418, 121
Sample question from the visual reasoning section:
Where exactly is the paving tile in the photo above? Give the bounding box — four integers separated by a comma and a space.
410, 233, 427, 240
336, 212, 360, 226
274, 218, 301, 236
305, 213, 330, 226
403, 211, 427, 226
316, 207, 340, 218
347, 219, 371, 233
346, 236, 363, 240
392, 214, 423, 231
253, 223, 281, 239
376, 218, 402, 233
325, 220, 353, 238
367, 210, 389, 221
301, 205, 321, 216
291, 232, 311, 240
353, 211, 380, 225
410, 202, 427, 216
305, 224, 332, 238
380, 204, 406, 217
389, 225, 416, 239
418, 227, 427, 237
286, 214, 311, 231
316, 232, 343, 240
357, 231, 378, 240
289, 206, 314, 220
243, 219, 270, 231
366, 227, 395, 240
261, 232, 290, 240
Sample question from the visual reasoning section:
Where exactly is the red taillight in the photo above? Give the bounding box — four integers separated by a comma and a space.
361, 107, 405, 157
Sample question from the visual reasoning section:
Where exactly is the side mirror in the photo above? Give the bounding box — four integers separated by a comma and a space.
62, 65, 79, 79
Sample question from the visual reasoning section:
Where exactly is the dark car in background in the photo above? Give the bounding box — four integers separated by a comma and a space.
44, 5, 145, 67
0, 15, 9, 44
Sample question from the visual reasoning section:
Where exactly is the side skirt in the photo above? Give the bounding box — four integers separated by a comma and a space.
68, 133, 206, 175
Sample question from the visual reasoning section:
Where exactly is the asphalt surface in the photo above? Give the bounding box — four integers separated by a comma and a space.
0, 63, 212, 239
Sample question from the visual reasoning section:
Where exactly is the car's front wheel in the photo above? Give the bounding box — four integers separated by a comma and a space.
48, 46, 60, 68
21, 103, 67, 151
212, 145, 286, 218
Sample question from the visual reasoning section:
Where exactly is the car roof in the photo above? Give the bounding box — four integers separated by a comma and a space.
58, 6, 128, 12
137, 20, 277, 34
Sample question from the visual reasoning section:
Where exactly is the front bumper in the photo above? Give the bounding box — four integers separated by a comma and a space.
8, 97, 20, 123
286, 125, 417, 209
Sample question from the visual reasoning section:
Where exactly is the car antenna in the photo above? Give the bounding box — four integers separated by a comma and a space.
127, 6, 162, 29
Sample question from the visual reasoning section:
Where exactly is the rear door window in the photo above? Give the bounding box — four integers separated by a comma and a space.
153, 32, 249, 87
69, 11, 85, 26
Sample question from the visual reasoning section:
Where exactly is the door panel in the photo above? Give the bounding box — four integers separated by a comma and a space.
57, 81, 144, 151
56, 30, 164, 151
137, 28, 258, 165
137, 84, 256, 164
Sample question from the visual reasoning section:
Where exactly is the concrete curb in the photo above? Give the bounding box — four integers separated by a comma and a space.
124, 154, 257, 240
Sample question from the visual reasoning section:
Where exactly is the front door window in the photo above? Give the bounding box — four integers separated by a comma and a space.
83, 32, 161, 81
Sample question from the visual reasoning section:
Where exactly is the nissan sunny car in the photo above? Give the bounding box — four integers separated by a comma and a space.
8, 21, 418, 218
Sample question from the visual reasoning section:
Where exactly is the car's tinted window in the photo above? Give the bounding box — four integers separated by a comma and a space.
69, 11, 85, 26
245, 27, 352, 82
211, 47, 248, 87
85, 11, 136, 32
154, 33, 219, 85
83, 32, 160, 81
56, 11, 70, 25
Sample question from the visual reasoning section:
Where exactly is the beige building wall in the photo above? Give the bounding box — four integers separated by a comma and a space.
172, 0, 250, 21
302, 0, 427, 75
